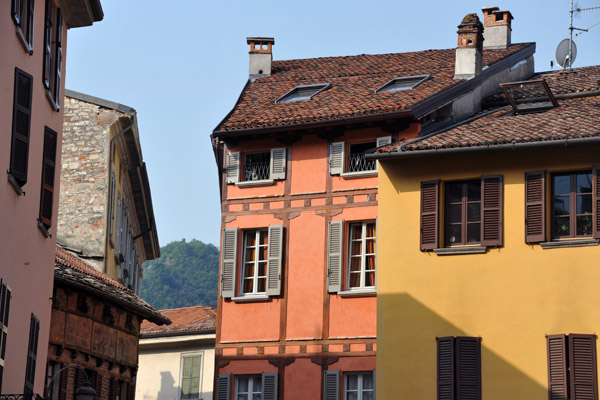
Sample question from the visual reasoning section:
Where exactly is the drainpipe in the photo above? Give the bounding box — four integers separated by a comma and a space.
103, 114, 136, 274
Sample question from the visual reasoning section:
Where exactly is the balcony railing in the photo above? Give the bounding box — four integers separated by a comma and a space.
347, 153, 376, 173
0, 394, 44, 400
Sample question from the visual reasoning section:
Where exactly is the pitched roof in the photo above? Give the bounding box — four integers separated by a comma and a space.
140, 306, 216, 337
373, 65, 600, 156
55, 246, 170, 326
214, 43, 534, 134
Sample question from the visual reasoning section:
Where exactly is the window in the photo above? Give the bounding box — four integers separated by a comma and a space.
437, 336, 481, 400
345, 372, 375, 400
226, 148, 286, 185
330, 137, 391, 176
220, 226, 283, 300
12, 0, 35, 54
42, 1, 63, 110
276, 83, 330, 103
45, 362, 64, 400
232, 373, 278, 400
108, 172, 116, 241
327, 220, 377, 295
525, 168, 600, 244
9, 68, 33, 192
375, 75, 430, 93
24, 314, 40, 395
181, 354, 203, 400
0, 280, 12, 393
420, 176, 503, 251
547, 334, 597, 400
39, 127, 58, 232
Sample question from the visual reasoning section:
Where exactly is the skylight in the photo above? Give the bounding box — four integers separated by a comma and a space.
276, 83, 331, 103
375, 75, 430, 93
500, 79, 558, 114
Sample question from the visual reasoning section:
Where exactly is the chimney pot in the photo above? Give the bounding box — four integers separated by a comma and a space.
482, 7, 513, 48
455, 14, 483, 79
247, 37, 275, 79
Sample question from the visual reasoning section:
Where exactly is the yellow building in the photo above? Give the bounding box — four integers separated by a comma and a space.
371, 66, 600, 400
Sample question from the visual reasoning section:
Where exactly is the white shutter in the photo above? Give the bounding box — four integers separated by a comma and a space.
262, 372, 278, 400
226, 152, 240, 184
376, 136, 392, 147
267, 225, 283, 296
220, 228, 238, 298
270, 148, 286, 180
330, 142, 345, 175
216, 374, 231, 400
327, 220, 344, 293
323, 370, 340, 400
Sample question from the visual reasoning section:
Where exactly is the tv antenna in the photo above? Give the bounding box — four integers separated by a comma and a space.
556, 0, 600, 69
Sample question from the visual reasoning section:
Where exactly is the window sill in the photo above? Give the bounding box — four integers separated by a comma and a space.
433, 246, 487, 256
235, 179, 275, 188
540, 239, 599, 249
45, 89, 59, 111
338, 289, 377, 298
7, 172, 25, 196
339, 171, 377, 179
16, 26, 33, 55
231, 295, 270, 303
37, 220, 51, 238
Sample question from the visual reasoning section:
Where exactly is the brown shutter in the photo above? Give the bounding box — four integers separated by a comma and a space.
127, 380, 136, 400
593, 167, 600, 239
569, 334, 598, 400
481, 175, 503, 247
421, 180, 440, 250
59, 367, 68, 400
525, 171, 546, 243
437, 337, 455, 400
10, 68, 33, 186
455, 337, 481, 400
547, 334, 568, 400
95, 374, 103, 399
40, 127, 57, 227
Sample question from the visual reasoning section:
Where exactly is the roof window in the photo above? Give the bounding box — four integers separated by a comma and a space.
500, 79, 558, 114
276, 83, 330, 103
375, 75, 430, 93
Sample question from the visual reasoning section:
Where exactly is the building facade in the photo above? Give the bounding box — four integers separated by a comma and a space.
372, 65, 600, 399
0, 0, 103, 394
57, 90, 160, 292
137, 306, 216, 400
211, 10, 533, 399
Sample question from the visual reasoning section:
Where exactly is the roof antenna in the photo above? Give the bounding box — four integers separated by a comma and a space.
557, 0, 600, 69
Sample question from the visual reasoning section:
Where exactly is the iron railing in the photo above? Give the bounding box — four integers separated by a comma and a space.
0, 394, 44, 400
243, 161, 270, 181
347, 153, 376, 173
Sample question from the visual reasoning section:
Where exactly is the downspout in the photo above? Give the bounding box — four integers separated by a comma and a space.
103, 114, 136, 274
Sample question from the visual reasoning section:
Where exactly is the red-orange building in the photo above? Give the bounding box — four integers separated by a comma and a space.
211, 12, 534, 398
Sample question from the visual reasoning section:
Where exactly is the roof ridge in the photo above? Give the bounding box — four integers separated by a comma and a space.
159, 305, 216, 312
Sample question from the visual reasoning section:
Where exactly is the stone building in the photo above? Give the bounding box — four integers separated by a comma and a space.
58, 90, 160, 292
48, 245, 170, 400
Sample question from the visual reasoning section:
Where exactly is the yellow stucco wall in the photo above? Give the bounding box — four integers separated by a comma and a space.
377, 146, 600, 400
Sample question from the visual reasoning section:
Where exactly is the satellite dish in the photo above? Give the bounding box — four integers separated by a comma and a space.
556, 38, 577, 68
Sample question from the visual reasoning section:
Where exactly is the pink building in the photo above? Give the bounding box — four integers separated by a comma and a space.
1, 0, 103, 394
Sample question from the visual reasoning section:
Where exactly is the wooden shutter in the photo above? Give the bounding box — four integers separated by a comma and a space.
327, 220, 344, 293
40, 127, 57, 227
109, 378, 118, 400
226, 152, 240, 184
127, 379, 136, 400
24, 314, 40, 393
59, 367, 68, 400
593, 167, 600, 239
547, 334, 568, 400
108, 172, 115, 240
53, 8, 62, 108
10, 68, 33, 186
437, 337, 456, 400
455, 337, 481, 400
220, 228, 238, 298
267, 225, 283, 296
569, 334, 598, 400
421, 180, 440, 250
323, 370, 340, 400
481, 175, 503, 247
376, 136, 392, 147
216, 374, 231, 400
262, 372, 278, 400
330, 142, 345, 175
0, 281, 11, 328
525, 171, 546, 243
270, 148, 286, 180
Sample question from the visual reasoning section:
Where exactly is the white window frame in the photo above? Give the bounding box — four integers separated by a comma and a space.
227, 147, 286, 186
344, 371, 375, 400
180, 352, 204, 400
241, 230, 269, 296
347, 222, 376, 291
331, 136, 391, 177
235, 375, 262, 400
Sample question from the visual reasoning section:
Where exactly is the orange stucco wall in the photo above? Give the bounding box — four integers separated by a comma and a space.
290, 135, 327, 194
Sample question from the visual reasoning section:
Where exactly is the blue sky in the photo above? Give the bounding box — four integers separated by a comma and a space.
65, 1, 600, 247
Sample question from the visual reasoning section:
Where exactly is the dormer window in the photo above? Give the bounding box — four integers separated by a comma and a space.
276, 83, 331, 103
375, 75, 430, 93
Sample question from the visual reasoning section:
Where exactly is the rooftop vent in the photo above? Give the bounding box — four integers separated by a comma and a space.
276, 83, 330, 103
375, 75, 430, 93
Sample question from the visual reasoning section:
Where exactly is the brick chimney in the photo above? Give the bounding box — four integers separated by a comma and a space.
454, 13, 484, 79
482, 7, 513, 48
247, 37, 274, 79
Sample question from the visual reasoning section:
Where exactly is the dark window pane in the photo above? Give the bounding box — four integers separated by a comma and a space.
577, 194, 593, 215
467, 223, 480, 243
467, 180, 481, 201
553, 197, 570, 215
259, 231, 268, 245
258, 262, 266, 276
244, 264, 255, 277
447, 183, 463, 203
577, 215, 593, 236
467, 203, 481, 222
349, 272, 360, 288
553, 216, 570, 237
243, 279, 253, 293
446, 225, 461, 245
446, 204, 462, 223
365, 271, 375, 287
577, 173, 592, 194
553, 175, 571, 196
257, 277, 266, 292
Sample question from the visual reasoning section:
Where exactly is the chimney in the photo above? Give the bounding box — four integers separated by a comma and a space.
454, 13, 484, 79
247, 37, 275, 79
482, 7, 513, 48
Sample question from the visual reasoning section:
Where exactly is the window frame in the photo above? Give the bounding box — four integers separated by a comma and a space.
227, 147, 286, 186
241, 229, 269, 297
375, 74, 430, 93
550, 170, 593, 240
343, 371, 375, 400
42, 1, 62, 111
275, 83, 331, 103
346, 221, 377, 291
444, 179, 482, 247
347, 141, 378, 174
12, 0, 35, 54
242, 151, 271, 182
235, 375, 263, 400
180, 352, 203, 400
330, 136, 391, 177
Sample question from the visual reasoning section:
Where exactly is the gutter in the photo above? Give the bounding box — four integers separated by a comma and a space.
140, 329, 217, 339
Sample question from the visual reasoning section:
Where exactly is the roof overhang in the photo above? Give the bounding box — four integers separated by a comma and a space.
58, 0, 103, 28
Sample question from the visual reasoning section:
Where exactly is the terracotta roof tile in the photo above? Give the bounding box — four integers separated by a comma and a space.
140, 306, 216, 336
215, 44, 533, 132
